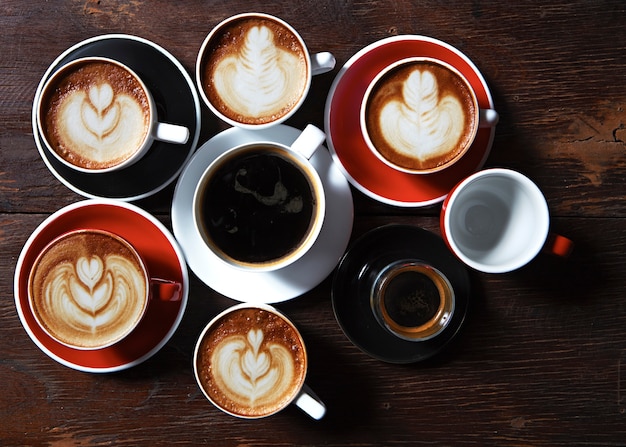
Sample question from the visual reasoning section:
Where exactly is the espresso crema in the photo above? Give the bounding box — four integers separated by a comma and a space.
373, 262, 454, 341
201, 16, 309, 125
28, 230, 148, 349
40, 59, 151, 170
196, 308, 307, 418
365, 60, 477, 171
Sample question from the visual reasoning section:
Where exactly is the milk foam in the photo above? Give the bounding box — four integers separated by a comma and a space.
378, 68, 466, 162
212, 25, 304, 120
211, 328, 296, 409
39, 254, 146, 348
56, 82, 148, 167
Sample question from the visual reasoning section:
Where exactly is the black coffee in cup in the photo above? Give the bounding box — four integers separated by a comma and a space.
196, 144, 321, 269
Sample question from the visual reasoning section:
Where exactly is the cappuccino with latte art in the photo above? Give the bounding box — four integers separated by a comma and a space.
194, 306, 308, 418
28, 230, 149, 350
362, 57, 479, 173
37, 57, 189, 173
197, 13, 311, 128
39, 59, 152, 171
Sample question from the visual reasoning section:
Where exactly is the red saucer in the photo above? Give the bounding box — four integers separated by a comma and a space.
325, 35, 496, 207
14, 200, 188, 372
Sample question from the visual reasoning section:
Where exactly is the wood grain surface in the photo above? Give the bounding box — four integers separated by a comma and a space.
1, 1, 625, 445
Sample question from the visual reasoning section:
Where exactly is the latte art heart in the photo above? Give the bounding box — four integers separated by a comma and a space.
82, 84, 121, 140
76, 256, 104, 290
379, 68, 465, 162
40, 60, 152, 170
212, 25, 304, 120
211, 329, 295, 409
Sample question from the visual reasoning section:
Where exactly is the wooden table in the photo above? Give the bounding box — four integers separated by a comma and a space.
2, 1, 625, 445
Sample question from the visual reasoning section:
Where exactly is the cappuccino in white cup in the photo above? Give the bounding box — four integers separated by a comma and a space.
27, 229, 181, 350
194, 303, 326, 419
361, 57, 498, 174
196, 13, 335, 129
37, 57, 189, 173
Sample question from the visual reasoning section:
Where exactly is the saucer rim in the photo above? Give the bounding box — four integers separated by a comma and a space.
13, 199, 189, 373
331, 224, 470, 364
31, 33, 201, 202
171, 124, 354, 303
324, 34, 496, 207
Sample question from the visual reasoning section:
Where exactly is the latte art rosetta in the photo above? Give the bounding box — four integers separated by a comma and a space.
211, 329, 295, 409
212, 25, 305, 121
379, 68, 465, 162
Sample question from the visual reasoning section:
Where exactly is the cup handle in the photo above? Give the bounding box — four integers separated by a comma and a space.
479, 108, 499, 128
154, 122, 190, 145
294, 383, 326, 420
290, 124, 327, 160
311, 52, 336, 76
151, 278, 182, 302
543, 233, 574, 258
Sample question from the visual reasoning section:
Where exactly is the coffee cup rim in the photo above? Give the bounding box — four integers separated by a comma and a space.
193, 302, 308, 419
192, 140, 326, 273
27, 228, 151, 351
195, 12, 313, 130
360, 56, 480, 175
36, 56, 157, 174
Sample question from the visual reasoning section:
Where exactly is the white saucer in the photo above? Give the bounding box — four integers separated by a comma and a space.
171, 125, 354, 303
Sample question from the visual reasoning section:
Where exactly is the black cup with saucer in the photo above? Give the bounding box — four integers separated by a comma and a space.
332, 224, 470, 363
32, 34, 201, 201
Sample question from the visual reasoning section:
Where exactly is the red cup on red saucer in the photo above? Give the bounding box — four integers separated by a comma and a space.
14, 199, 188, 372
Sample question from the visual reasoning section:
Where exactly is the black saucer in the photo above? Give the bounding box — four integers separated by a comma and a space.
32, 34, 201, 201
331, 225, 470, 363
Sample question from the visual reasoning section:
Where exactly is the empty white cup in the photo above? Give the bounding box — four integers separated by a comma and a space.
440, 168, 573, 273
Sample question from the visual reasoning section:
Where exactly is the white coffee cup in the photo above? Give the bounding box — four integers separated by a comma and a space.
193, 124, 327, 272
196, 12, 336, 129
361, 57, 498, 174
193, 303, 326, 420
37, 57, 189, 173
440, 168, 573, 273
